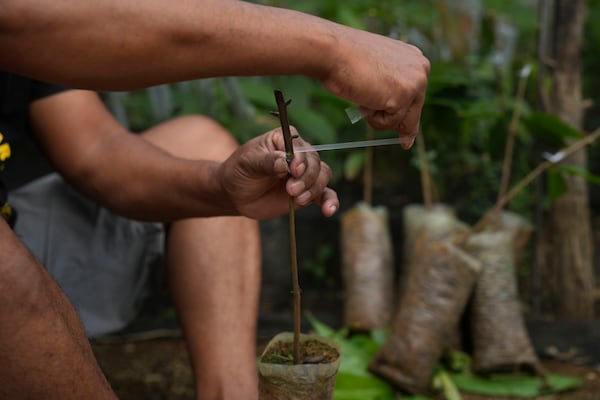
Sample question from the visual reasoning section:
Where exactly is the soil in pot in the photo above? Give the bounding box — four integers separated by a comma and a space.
258, 332, 341, 400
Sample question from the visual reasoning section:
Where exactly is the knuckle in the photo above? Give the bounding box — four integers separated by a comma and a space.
423, 57, 432, 75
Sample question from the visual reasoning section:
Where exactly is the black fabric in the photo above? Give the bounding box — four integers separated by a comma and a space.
0, 71, 68, 143
0, 71, 66, 219
0, 72, 69, 189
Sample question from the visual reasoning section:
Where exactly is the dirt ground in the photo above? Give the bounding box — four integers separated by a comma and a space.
92, 336, 600, 400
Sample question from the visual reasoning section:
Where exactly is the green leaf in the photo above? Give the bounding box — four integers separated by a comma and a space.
546, 168, 568, 205
271, 76, 314, 109
344, 151, 366, 181
522, 112, 584, 148
238, 78, 277, 109
427, 63, 473, 94
443, 350, 472, 374
308, 316, 398, 399
458, 98, 503, 120
308, 313, 339, 338
369, 329, 389, 347
556, 164, 600, 186
433, 370, 462, 400
451, 373, 584, 397
334, 372, 395, 400
290, 107, 337, 145
335, 7, 367, 30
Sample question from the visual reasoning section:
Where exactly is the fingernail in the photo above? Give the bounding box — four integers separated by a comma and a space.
400, 136, 416, 150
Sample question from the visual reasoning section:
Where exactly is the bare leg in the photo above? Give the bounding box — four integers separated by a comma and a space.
0, 220, 117, 400
143, 115, 261, 400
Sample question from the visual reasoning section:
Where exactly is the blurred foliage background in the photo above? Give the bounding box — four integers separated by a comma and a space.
101, 0, 600, 293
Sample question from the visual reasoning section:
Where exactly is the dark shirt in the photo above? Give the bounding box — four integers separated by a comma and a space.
0, 71, 67, 143
0, 71, 68, 190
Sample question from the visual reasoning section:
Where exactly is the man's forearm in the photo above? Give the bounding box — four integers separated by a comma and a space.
0, 0, 336, 90
64, 133, 239, 221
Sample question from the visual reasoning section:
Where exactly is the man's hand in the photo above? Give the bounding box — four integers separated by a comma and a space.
320, 25, 430, 148
218, 127, 338, 220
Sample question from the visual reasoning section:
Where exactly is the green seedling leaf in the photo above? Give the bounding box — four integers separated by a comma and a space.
290, 107, 337, 145
344, 151, 366, 181
308, 316, 398, 400
450, 373, 584, 397
308, 313, 340, 338
238, 79, 277, 109
458, 98, 503, 120
335, 7, 367, 30
556, 164, 600, 186
433, 370, 462, 400
369, 329, 389, 347
334, 372, 395, 400
523, 112, 584, 148
546, 168, 568, 206
545, 164, 600, 207
443, 350, 472, 374
427, 63, 473, 94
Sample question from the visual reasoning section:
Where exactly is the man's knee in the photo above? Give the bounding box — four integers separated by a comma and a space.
144, 114, 239, 162
0, 247, 51, 318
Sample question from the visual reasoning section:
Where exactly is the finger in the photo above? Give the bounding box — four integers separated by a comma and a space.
288, 150, 309, 178
397, 93, 426, 150
287, 151, 323, 197
250, 149, 289, 178
365, 109, 405, 131
318, 187, 339, 217
290, 161, 332, 207
268, 128, 286, 152
362, 89, 417, 131
287, 140, 323, 194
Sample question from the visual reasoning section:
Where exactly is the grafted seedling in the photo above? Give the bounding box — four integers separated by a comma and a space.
273, 89, 302, 364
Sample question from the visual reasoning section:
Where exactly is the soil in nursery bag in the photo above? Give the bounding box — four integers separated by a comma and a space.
401, 204, 471, 350
258, 332, 341, 400
368, 238, 480, 396
466, 230, 540, 374
341, 202, 395, 332
401, 203, 461, 263
492, 211, 534, 265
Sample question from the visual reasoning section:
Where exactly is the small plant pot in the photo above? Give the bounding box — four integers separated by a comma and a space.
257, 332, 341, 400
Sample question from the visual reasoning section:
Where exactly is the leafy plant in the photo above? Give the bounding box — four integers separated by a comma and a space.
310, 317, 584, 400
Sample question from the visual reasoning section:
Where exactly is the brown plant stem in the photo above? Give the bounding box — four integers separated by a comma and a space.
497, 68, 530, 204
273, 89, 301, 364
416, 130, 433, 209
363, 127, 374, 206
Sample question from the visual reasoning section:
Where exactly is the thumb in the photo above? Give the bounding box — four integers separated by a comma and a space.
249, 151, 289, 178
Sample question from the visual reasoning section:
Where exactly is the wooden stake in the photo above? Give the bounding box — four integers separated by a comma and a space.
416, 130, 433, 209
363, 127, 374, 206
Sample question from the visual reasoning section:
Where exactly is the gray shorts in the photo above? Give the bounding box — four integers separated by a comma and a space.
10, 174, 165, 338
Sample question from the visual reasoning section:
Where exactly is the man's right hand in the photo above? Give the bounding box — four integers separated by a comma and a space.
320, 25, 431, 148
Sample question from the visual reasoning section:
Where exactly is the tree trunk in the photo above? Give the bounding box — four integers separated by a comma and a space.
538, 0, 595, 319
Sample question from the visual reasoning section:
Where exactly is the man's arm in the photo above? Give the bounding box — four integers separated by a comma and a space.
29, 89, 337, 221
1, 0, 429, 138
